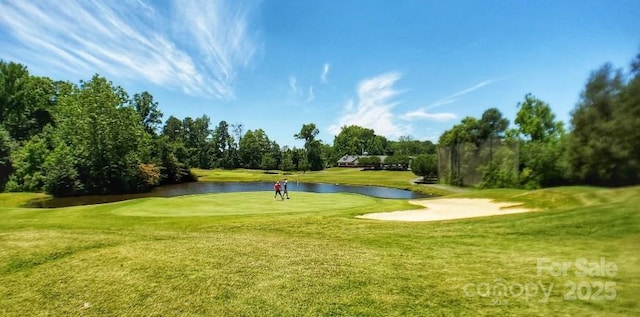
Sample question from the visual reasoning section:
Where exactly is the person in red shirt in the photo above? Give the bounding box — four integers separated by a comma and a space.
274, 181, 284, 200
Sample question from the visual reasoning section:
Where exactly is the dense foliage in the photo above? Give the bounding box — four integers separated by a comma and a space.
2, 61, 437, 196
0, 62, 193, 196
2, 52, 638, 195
566, 59, 640, 186
438, 53, 640, 188
411, 154, 437, 182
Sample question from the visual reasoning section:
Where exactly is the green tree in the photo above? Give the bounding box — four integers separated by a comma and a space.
480, 108, 509, 140
515, 94, 564, 142
319, 143, 334, 168
162, 116, 183, 142
333, 125, 366, 157
153, 136, 195, 184
181, 117, 196, 156
260, 153, 278, 172
439, 117, 483, 147
477, 137, 520, 188
280, 149, 295, 171
479, 108, 509, 162
384, 154, 410, 170
52, 75, 150, 195
211, 120, 237, 168
0, 61, 56, 141
0, 61, 29, 140
369, 135, 389, 155
0, 64, 195, 195
132, 91, 163, 135
614, 54, 640, 183
439, 111, 513, 187
194, 116, 212, 169
295, 123, 324, 171
6, 133, 50, 191
269, 141, 281, 168
294, 123, 319, 143
160, 122, 190, 167
519, 138, 568, 188
514, 94, 567, 188
43, 142, 82, 197
239, 129, 271, 169
306, 141, 324, 171
357, 156, 381, 168
411, 154, 438, 182
180, 115, 211, 168
391, 136, 436, 155
290, 147, 308, 172
478, 108, 511, 186
566, 62, 634, 185
297, 158, 310, 173
438, 116, 482, 185
332, 125, 389, 162
0, 126, 13, 190
257, 140, 282, 172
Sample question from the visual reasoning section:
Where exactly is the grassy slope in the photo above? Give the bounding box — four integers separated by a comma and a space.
0, 172, 638, 316
0, 192, 48, 208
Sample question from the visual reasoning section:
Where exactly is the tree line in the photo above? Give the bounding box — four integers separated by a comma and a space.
0, 60, 435, 196
0, 63, 198, 196
438, 53, 640, 188
2, 52, 636, 197
156, 118, 435, 173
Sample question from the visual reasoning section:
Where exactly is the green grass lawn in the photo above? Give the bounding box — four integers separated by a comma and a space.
0, 173, 639, 316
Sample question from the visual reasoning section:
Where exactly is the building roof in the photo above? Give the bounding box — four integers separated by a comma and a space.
337, 155, 359, 163
337, 155, 389, 163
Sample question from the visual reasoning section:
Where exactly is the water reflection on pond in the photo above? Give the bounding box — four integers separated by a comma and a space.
30, 182, 430, 208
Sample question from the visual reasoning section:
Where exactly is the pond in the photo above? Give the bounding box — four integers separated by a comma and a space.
29, 182, 430, 208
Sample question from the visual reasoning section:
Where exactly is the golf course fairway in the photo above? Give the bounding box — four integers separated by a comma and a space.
0, 186, 638, 316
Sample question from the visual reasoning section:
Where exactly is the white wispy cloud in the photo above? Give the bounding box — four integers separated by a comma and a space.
329, 72, 410, 138
321, 63, 330, 83
425, 80, 495, 109
399, 80, 494, 122
305, 86, 315, 103
289, 76, 299, 95
0, 0, 258, 99
174, 0, 259, 99
288, 76, 314, 104
400, 109, 457, 121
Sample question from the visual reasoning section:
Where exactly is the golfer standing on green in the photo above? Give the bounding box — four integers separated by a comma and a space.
274, 181, 284, 200
283, 179, 290, 199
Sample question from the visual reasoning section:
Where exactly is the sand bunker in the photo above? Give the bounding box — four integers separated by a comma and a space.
357, 198, 534, 222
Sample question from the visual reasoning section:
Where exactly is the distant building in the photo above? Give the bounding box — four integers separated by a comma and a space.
336, 155, 408, 170
337, 155, 360, 167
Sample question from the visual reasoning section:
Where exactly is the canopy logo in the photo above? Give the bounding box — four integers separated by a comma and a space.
462, 257, 618, 305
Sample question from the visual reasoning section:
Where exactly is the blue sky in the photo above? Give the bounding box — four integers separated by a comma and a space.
1, 0, 638, 147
